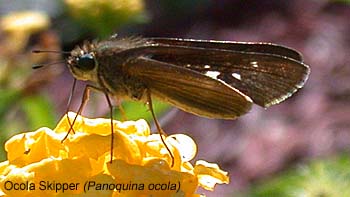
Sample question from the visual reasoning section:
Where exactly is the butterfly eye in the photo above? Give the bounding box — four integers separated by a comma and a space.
76, 53, 95, 71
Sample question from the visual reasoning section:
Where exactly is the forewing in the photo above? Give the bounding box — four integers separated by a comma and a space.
126, 57, 253, 119
150, 37, 303, 62
144, 45, 310, 107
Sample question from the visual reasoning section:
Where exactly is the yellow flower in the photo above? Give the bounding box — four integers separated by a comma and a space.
65, 0, 144, 17
1, 11, 49, 35
64, 0, 146, 36
0, 112, 229, 196
0, 11, 50, 51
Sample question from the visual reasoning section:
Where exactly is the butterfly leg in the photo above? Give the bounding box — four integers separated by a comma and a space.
62, 84, 103, 142
104, 93, 115, 163
65, 79, 77, 135
118, 104, 127, 121
146, 89, 175, 167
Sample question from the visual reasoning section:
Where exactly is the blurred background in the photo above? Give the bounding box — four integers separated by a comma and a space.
0, 0, 349, 196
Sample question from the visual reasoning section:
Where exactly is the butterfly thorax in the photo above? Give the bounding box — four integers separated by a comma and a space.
96, 48, 147, 101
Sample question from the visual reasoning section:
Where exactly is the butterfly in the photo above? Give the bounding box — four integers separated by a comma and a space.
34, 35, 310, 165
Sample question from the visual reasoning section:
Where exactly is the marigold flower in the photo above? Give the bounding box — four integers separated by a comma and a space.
64, 0, 146, 36
0, 112, 229, 196
0, 11, 50, 51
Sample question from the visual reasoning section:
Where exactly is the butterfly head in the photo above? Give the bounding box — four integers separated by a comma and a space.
67, 42, 99, 82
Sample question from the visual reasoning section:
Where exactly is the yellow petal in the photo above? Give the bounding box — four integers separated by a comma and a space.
79, 173, 115, 196
193, 160, 230, 191
0, 157, 92, 195
1, 112, 229, 196
167, 134, 197, 162
0, 11, 50, 51
0, 11, 50, 34
0, 166, 35, 196
107, 159, 198, 196
5, 128, 64, 167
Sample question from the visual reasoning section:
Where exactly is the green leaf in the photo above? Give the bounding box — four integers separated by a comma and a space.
21, 95, 56, 130
114, 99, 171, 122
0, 89, 20, 119
247, 154, 350, 197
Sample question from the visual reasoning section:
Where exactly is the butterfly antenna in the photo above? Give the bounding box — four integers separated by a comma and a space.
32, 60, 66, 69
32, 49, 71, 54
32, 49, 70, 69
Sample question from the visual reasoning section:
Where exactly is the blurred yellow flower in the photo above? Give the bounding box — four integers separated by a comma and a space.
0, 11, 50, 51
64, 0, 146, 36
65, 0, 144, 16
0, 112, 229, 196
1, 11, 49, 34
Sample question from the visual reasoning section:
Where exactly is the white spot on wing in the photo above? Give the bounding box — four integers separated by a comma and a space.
205, 71, 220, 79
232, 73, 241, 80
251, 61, 258, 68
204, 65, 211, 69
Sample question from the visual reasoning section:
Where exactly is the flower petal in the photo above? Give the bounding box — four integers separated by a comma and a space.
194, 160, 230, 191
